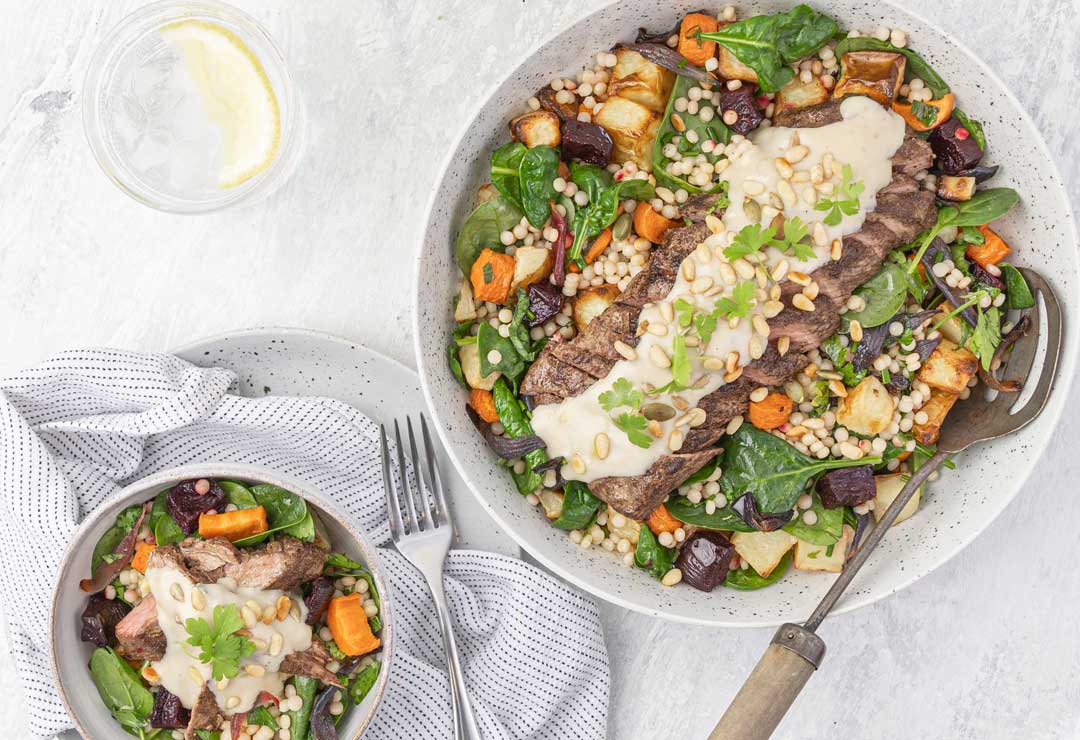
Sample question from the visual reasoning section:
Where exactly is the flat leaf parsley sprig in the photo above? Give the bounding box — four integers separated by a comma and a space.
185, 603, 257, 681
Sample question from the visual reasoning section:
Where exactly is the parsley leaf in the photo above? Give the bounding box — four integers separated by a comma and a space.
714, 280, 757, 320
614, 413, 653, 449
724, 223, 775, 261
598, 378, 644, 412
185, 603, 256, 681
769, 216, 816, 261
673, 298, 695, 328
971, 306, 1002, 371
694, 311, 718, 346
670, 335, 691, 389
815, 164, 864, 226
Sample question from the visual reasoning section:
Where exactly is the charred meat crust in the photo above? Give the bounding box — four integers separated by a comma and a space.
521, 131, 936, 519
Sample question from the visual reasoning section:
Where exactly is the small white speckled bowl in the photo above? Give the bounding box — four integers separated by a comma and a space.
50, 464, 392, 739
413, 0, 1079, 626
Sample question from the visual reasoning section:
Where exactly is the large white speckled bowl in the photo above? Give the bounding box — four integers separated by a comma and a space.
50, 464, 392, 738
413, 0, 1079, 626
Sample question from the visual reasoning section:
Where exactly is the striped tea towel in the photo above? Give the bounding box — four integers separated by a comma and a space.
0, 349, 609, 739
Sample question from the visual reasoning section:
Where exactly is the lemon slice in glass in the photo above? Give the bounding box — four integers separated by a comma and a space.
160, 19, 281, 189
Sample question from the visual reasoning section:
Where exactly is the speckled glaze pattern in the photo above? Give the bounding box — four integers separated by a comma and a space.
413, 0, 1079, 626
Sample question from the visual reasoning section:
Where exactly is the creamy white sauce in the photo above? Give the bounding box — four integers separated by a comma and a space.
148, 565, 312, 714
531, 96, 905, 484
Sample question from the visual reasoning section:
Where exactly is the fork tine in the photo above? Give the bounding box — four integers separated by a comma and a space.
393, 420, 418, 534
406, 416, 436, 530
420, 413, 451, 526
380, 425, 405, 540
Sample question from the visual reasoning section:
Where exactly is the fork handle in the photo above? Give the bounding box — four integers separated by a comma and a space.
428, 578, 484, 740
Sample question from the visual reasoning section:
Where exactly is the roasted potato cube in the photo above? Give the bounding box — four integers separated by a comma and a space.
510, 246, 553, 292
593, 95, 661, 169
836, 375, 895, 436
459, 342, 498, 390
608, 48, 675, 112
573, 284, 620, 331
773, 76, 830, 119
872, 474, 920, 526
912, 389, 960, 445
509, 109, 561, 148
933, 301, 966, 345
794, 524, 854, 573
717, 46, 759, 83
731, 530, 796, 578
537, 490, 564, 520
476, 183, 498, 206
833, 51, 906, 105
454, 277, 478, 322
936, 175, 977, 202
605, 505, 641, 543
917, 339, 978, 394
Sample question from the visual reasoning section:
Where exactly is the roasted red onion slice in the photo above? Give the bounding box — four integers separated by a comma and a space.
922, 239, 978, 327
79, 501, 153, 593
310, 686, 339, 740
731, 493, 794, 532
550, 200, 569, 286
977, 315, 1031, 392
467, 407, 546, 459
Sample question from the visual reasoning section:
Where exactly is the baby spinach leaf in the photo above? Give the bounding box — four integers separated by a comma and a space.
477, 322, 525, 381
783, 496, 843, 545
569, 162, 613, 204
664, 496, 755, 532
286, 676, 318, 740
1000, 263, 1035, 309
720, 425, 880, 513
833, 37, 950, 98
91, 504, 144, 575
699, 5, 838, 92
684, 457, 719, 485
455, 196, 524, 274
89, 647, 155, 735
492, 378, 547, 493
568, 178, 655, 265
944, 187, 1019, 228
248, 705, 280, 730
519, 146, 560, 227
553, 481, 604, 530
723, 551, 792, 590
218, 480, 258, 509
845, 262, 908, 328
634, 524, 676, 579
652, 74, 731, 193
820, 335, 865, 387
234, 485, 308, 546
490, 142, 527, 205
952, 109, 986, 150
349, 661, 381, 705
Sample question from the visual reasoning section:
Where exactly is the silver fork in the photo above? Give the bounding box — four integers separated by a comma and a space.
381, 414, 483, 740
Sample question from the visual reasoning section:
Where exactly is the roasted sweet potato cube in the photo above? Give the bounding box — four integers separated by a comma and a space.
773, 76, 830, 119
833, 51, 906, 105
509, 110, 561, 148
912, 389, 960, 445
936, 175, 977, 202
917, 339, 978, 394
717, 46, 758, 83
608, 48, 675, 113
593, 95, 661, 169
573, 284, 620, 332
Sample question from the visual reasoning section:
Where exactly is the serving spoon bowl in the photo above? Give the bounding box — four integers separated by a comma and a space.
711, 267, 1062, 739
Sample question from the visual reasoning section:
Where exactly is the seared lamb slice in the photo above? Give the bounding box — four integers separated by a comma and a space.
549, 303, 639, 377
185, 684, 223, 740
180, 537, 241, 582
147, 544, 193, 578
772, 99, 842, 128
519, 350, 599, 400
115, 596, 165, 662
224, 536, 325, 591
280, 642, 344, 687
678, 191, 727, 223
616, 223, 706, 309
741, 345, 811, 387
767, 292, 845, 354
892, 133, 935, 175
680, 375, 757, 452
590, 448, 722, 520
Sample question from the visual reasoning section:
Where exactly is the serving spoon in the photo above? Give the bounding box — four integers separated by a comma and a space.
710, 267, 1062, 740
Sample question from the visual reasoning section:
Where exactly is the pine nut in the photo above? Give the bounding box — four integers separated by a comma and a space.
190, 588, 206, 611
829, 379, 849, 397
614, 340, 637, 360
682, 259, 696, 281
687, 408, 707, 427
743, 180, 765, 196
762, 300, 784, 318
188, 667, 205, 686
276, 596, 293, 621
705, 214, 724, 234
691, 277, 714, 294
774, 158, 794, 179
749, 335, 765, 359
661, 568, 683, 587
803, 281, 820, 300
169, 583, 185, 603
810, 164, 824, 184
726, 415, 744, 435
850, 320, 864, 342
594, 433, 611, 459
251, 638, 268, 651
660, 302, 675, 322
668, 429, 685, 451
752, 314, 770, 337
649, 345, 671, 368
141, 666, 160, 683
695, 243, 712, 264
671, 395, 689, 411
793, 294, 815, 312
778, 336, 791, 356
216, 678, 230, 691
647, 419, 664, 438
647, 321, 668, 336
733, 258, 755, 279
241, 606, 257, 628
789, 271, 811, 286
768, 192, 785, 211
804, 363, 819, 378
750, 387, 769, 403
227, 696, 241, 710
671, 113, 686, 132
269, 632, 284, 657
262, 605, 277, 625
703, 356, 725, 370
831, 239, 843, 260
571, 454, 587, 474
724, 367, 744, 383
777, 180, 797, 207
725, 351, 739, 373
802, 187, 818, 205
785, 145, 809, 163
718, 263, 737, 285
244, 664, 266, 678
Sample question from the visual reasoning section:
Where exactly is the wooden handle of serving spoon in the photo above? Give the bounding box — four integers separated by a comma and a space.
709, 623, 825, 740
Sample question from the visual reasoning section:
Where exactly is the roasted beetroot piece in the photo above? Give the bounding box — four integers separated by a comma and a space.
527, 280, 564, 327
561, 119, 614, 166
310, 686, 340, 740
150, 687, 190, 729
675, 530, 735, 592
719, 87, 764, 136
304, 577, 335, 625
731, 493, 794, 531
957, 164, 999, 183
166, 479, 227, 534
817, 465, 876, 508
80, 593, 131, 647
929, 117, 984, 175
970, 262, 1005, 291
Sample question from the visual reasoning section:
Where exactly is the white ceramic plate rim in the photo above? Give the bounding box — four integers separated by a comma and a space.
412, 0, 1080, 627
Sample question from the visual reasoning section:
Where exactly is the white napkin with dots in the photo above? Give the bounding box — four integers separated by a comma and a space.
0, 350, 610, 739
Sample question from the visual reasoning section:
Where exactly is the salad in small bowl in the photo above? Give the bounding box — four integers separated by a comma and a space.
51, 465, 390, 740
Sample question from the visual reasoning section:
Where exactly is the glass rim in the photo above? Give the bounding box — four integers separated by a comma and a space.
82, 0, 304, 214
